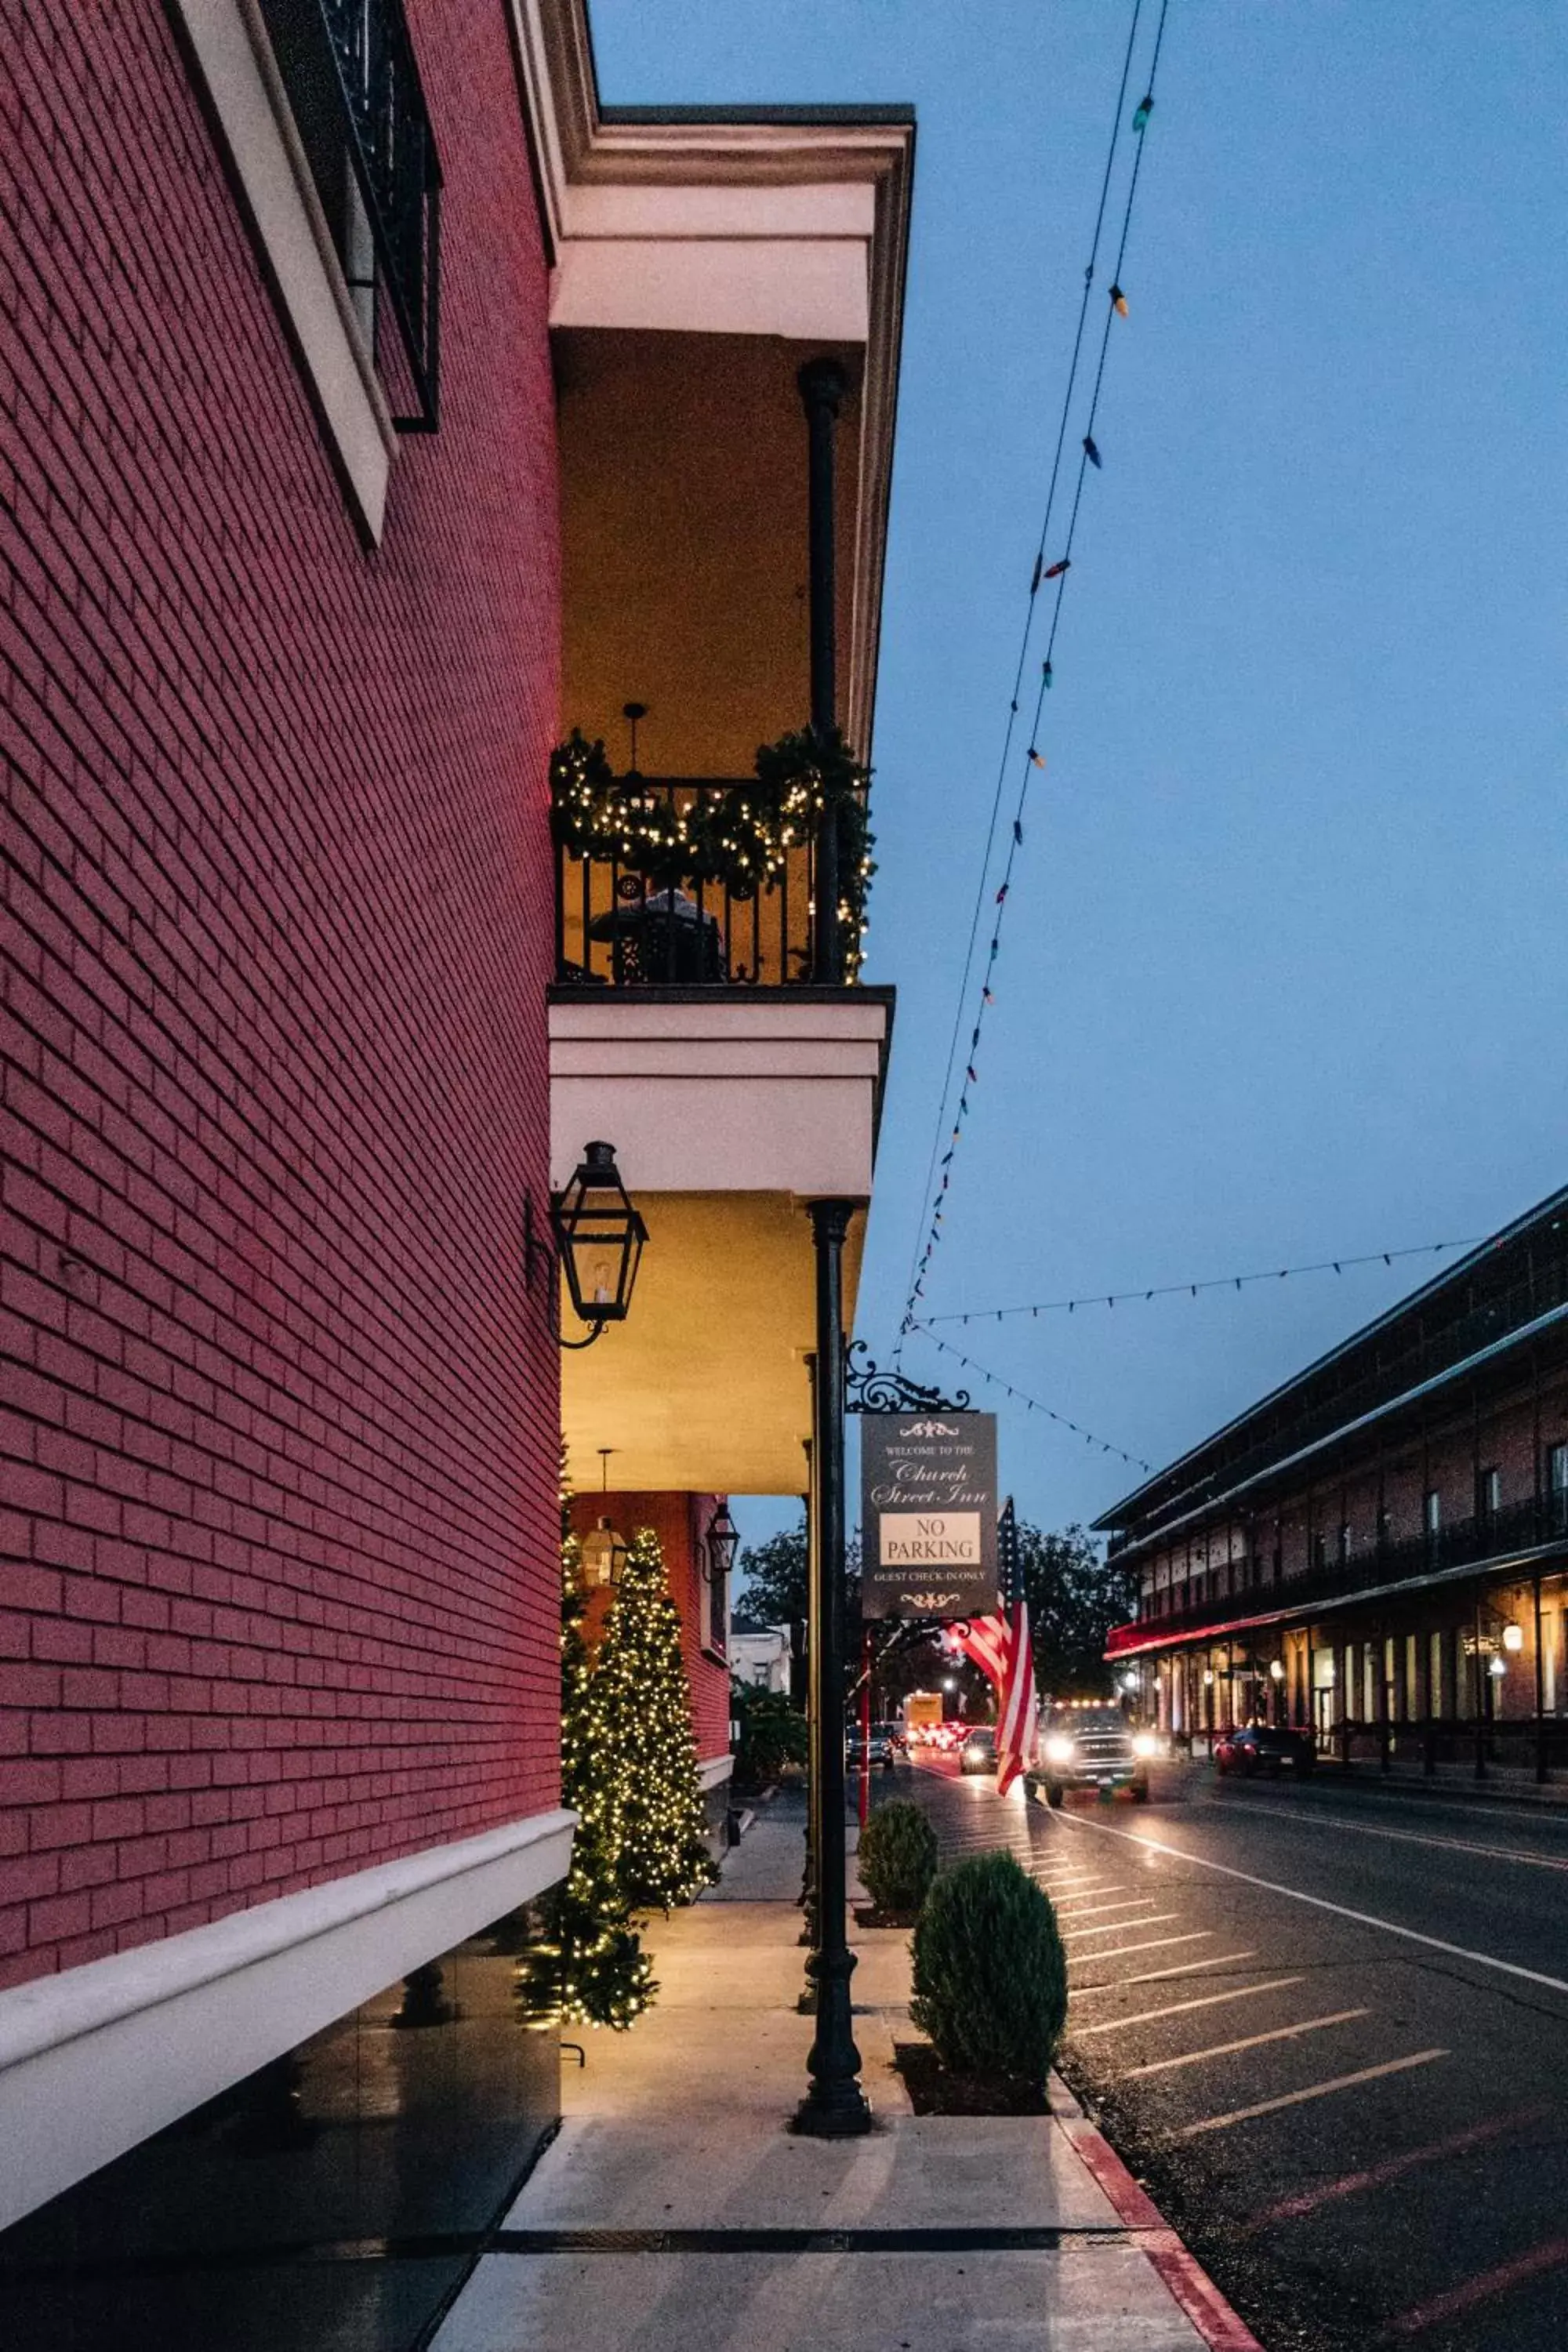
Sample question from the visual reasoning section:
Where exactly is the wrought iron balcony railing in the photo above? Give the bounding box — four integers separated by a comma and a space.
1107, 1256, 1568, 1554
554, 775, 866, 989
259, 0, 441, 430
1121, 1492, 1568, 1646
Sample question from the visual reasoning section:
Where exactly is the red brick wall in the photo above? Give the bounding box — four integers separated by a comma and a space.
568, 1493, 733, 1764
1, 2, 561, 1987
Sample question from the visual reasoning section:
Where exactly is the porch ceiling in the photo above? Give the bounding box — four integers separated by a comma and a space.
555, 328, 864, 774
559, 1190, 863, 1495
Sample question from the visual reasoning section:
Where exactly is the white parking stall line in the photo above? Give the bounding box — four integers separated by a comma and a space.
1123, 2006, 1369, 2080
1073, 1976, 1304, 2037
1062, 1913, 1180, 1944
1072, 1949, 1256, 1994
1178, 2049, 1449, 2137
1048, 1813, 1568, 1998
1067, 1932, 1211, 1965
1052, 1896, 1152, 1922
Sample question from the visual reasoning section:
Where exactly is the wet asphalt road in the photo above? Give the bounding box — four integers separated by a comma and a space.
896, 1755, 1568, 2352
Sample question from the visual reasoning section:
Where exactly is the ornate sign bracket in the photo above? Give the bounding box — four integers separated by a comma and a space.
844, 1340, 971, 1417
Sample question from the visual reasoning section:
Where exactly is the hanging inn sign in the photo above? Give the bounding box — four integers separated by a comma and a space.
860, 1408, 999, 1620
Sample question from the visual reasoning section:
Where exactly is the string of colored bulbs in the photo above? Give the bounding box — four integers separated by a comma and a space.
910, 1236, 1484, 1329
908, 1327, 1153, 1472
896, 0, 1172, 1362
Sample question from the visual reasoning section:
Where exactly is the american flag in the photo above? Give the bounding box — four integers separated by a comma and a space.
946, 1611, 1010, 1689
945, 1601, 1037, 1797
994, 1599, 1038, 1796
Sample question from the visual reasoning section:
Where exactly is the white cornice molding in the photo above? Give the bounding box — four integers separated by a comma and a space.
506, 0, 913, 757
0, 1808, 575, 2230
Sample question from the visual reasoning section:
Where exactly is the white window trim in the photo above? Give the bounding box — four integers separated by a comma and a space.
172, 0, 397, 543
0, 1806, 575, 2230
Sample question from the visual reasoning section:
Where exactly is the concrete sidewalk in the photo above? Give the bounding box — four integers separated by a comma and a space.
430, 1811, 1229, 2352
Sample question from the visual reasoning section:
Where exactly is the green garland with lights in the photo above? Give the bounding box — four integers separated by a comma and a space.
590, 1528, 720, 1911
550, 726, 875, 975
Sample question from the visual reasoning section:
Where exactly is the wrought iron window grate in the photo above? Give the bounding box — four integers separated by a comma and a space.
259, 0, 442, 430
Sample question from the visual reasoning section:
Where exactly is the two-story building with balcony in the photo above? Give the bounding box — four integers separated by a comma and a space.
0, 1, 911, 2344
1100, 1188, 1568, 1785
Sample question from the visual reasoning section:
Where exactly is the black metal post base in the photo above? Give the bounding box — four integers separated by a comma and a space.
792, 1949, 871, 2136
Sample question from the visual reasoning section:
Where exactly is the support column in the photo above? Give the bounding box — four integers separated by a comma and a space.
794, 1200, 871, 2137
799, 358, 849, 986
1535, 1571, 1548, 1784
798, 1402, 817, 1955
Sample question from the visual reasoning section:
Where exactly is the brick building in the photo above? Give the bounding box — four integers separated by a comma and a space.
1101, 1189, 1568, 1785
2, 2, 912, 2343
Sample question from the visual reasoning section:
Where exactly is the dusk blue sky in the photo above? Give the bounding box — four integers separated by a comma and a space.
589, 1, 1566, 1550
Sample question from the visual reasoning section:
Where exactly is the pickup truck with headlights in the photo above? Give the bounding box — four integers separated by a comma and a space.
1026, 1704, 1155, 1807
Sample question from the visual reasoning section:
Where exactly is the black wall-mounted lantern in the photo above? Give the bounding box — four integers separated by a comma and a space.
541, 1141, 648, 1349
705, 1501, 740, 1584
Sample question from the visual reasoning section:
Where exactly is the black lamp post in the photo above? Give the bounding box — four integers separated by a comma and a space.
550, 1141, 648, 1347
793, 1198, 871, 2136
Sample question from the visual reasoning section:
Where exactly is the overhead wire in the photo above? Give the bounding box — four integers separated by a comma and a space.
894, 0, 1147, 1361
913, 1237, 1485, 1328
909, 1327, 1152, 1472
896, 0, 1174, 1354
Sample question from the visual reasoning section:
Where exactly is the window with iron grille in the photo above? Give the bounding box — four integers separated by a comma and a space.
258, 0, 441, 430
1550, 1441, 1568, 1533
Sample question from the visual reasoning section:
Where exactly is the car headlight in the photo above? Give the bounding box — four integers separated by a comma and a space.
1044, 1733, 1076, 1766
1132, 1732, 1158, 1759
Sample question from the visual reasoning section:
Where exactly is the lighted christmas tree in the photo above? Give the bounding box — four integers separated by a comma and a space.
592, 1527, 719, 1911
517, 1519, 655, 2030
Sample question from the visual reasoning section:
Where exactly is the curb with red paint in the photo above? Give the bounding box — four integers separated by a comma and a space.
1051, 2074, 1265, 2352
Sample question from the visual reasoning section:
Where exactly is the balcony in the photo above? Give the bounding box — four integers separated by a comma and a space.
553, 741, 869, 989
541, 90, 913, 1501
1112, 1493, 1568, 1654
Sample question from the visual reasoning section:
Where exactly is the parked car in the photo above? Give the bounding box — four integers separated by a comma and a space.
845, 1723, 896, 1770
958, 1726, 997, 1774
1026, 1704, 1153, 1808
1214, 1722, 1316, 1777
874, 1719, 908, 1761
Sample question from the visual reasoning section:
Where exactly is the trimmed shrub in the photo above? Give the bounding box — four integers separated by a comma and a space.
731, 1682, 807, 1789
857, 1799, 939, 1918
910, 1851, 1067, 2091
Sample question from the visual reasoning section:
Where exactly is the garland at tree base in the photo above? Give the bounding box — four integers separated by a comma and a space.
515, 1817, 656, 2033
551, 727, 875, 976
